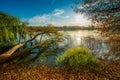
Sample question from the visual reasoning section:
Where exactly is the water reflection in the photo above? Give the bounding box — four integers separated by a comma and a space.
32, 30, 104, 67
31, 30, 118, 66
59, 30, 97, 47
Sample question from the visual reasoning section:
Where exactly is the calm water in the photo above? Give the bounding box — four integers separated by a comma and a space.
34, 30, 98, 47
60, 30, 98, 47
31, 30, 107, 66
26, 30, 120, 67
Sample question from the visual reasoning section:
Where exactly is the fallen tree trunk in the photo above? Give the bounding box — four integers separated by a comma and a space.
0, 44, 40, 64
0, 32, 44, 64
0, 40, 51, 64
0, 29, 60, 64
0, 43, 25, 59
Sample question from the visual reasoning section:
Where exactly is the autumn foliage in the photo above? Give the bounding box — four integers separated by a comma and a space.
73, 0, 120, 60
0, 61, 120, 80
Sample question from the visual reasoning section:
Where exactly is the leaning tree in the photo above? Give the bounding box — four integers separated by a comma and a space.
73, 0, 120, 60
0, 12, 64, 65
0, 12, 28, 53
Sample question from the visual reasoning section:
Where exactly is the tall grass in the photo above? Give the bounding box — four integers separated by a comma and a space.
56, 47, 97, 67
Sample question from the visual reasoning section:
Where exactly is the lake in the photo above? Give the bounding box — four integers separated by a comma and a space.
30, 30, 108, 67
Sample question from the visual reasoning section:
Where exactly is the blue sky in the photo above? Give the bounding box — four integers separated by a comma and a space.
0, 0, 91, 26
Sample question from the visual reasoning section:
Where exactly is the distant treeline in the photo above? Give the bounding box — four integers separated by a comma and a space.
28, 26, 97, 32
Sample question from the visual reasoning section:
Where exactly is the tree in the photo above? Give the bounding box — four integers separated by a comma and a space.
0, 12, 28, 53
18, 21, 29, 43
73, 0, 120, 60
0, 12, 64, 65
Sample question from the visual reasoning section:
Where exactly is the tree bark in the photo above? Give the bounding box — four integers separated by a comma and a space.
0, 43, 25, 58
0, 32, 43, 64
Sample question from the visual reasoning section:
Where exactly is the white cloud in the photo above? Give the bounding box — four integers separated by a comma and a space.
65, 16, 70, 18
28, 15, 49, 23
53, 9, 64, 16
24, 9, 89, 26
27, 9, 65, 26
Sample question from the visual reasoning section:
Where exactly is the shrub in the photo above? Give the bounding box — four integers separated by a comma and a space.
56, 47, 97, 67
